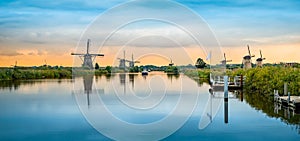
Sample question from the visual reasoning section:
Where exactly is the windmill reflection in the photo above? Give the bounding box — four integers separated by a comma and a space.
81, 75, 104, 107
129, 74, 136, 89
119, 73, 126, 95
83, 75, 93, 107
119, 73, 137, 94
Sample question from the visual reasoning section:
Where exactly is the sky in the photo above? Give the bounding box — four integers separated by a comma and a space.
0, 0, 299, 67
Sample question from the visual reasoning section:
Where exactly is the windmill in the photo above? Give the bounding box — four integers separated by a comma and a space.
117, 50, 127, 70
44, 60, 47, 67
117, 51, 140, 70
256, 50, 266, 67
71, 39, 104, 69
221, 53, 232, 66
11, 61, 18, 68
127, 54, 140, 68
169, 58, 174, 66
242, 45, 255, 69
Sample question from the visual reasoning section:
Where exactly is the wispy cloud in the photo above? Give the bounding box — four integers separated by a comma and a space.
0, 50, 23, 56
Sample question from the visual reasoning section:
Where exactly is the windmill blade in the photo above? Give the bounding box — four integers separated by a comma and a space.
71, 53, 85, 55
262, 58, 266, 60
227, 60, 232, 62
247, 45, 251, 56
260, 50, 262, 58
89, 54, 104, 56
134, 61, 140, 63
86, 39, 91, 54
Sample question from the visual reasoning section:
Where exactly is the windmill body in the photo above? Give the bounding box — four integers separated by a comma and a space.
71, 39, 104, 69
242, 45, 255, 69
127, 54, 140, 68
118, 51, 140, 70
169, 59, 174, 66
256, 50, 266, 67
221, 53, 232, 66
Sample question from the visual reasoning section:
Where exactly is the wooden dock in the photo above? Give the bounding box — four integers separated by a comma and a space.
211, 75, 245, 91
274, 94, 300, 108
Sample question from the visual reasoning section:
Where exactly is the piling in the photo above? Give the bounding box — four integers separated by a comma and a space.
288, 92, 290, 104
284, 83, 288, 95
224, 76, 228, 102
240, 75, 243, 88
224, 101, 228, 124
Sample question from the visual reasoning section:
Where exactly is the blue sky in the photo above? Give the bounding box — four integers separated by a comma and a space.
0, 0, 299, 66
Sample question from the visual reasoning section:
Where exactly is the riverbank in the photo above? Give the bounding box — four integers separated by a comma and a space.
183, 67, 300, 96
0, 68, 111, 80
227, 67, 300, 96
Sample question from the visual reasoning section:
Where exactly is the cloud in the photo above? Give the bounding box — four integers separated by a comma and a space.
0, 50, 23, 56
0, 0, 299, 64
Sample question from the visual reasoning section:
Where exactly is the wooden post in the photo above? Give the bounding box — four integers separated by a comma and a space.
240, 75, 243, 88
288, 92, 290, 104
224, 76, 228, 102
284, 83, 288, 96
224, 101, 228, 124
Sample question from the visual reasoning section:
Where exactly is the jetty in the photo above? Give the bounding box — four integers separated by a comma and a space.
274, 88, 300, 115
274, 92, 300, 108
211, 75, 245, 91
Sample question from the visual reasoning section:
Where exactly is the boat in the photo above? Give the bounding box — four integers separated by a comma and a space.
141, 70, 148, 75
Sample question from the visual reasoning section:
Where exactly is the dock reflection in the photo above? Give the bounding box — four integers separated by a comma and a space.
207, 89, 244, 124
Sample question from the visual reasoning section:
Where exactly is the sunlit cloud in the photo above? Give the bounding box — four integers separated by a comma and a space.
0, 0, 299, 67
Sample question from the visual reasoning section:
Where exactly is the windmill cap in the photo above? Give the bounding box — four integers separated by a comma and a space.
256, 58, 263, 61
243, 55, 251, 60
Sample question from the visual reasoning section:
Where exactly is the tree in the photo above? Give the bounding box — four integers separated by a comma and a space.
195, 58, 206, 68
105, 66, 112, 73
95, 63, 100, 69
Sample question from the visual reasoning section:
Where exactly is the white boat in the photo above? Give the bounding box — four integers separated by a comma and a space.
141, 70, 148, 75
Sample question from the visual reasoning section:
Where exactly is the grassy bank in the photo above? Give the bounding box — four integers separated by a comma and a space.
0, 67, 112, 80
0, 69, 72, 80
183, 67, 300, 96
227, 67, 300, 95
184, 69, 210, 80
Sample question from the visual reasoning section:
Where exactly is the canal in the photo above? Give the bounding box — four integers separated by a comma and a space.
0, 72, 299, 141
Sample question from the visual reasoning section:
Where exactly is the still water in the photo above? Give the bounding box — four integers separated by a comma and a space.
0, 72, 299, 141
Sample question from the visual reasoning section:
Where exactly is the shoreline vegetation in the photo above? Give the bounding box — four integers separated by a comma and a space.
0, 65, 180, 80
183, 66, 299, 96
0, 65, 299, 96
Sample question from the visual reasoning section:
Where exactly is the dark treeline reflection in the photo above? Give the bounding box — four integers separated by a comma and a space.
167, 73, 180, 81
95, 74, 114, 82
244, 90, 300, 134
0, 79, 73, 91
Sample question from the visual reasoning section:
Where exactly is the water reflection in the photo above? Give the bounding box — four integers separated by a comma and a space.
0, 79, 73, 91
245, 91, 300, 133
224, 101, 228, 124
1, 73, 300, 140
83, 75, 93, 106
129, 74, 137, 89
167, 73, 179, 83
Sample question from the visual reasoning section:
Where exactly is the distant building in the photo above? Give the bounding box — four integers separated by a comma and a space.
284, 62, 298, 67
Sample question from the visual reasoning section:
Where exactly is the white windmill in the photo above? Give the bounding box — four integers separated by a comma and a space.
71, 39, 104, 69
